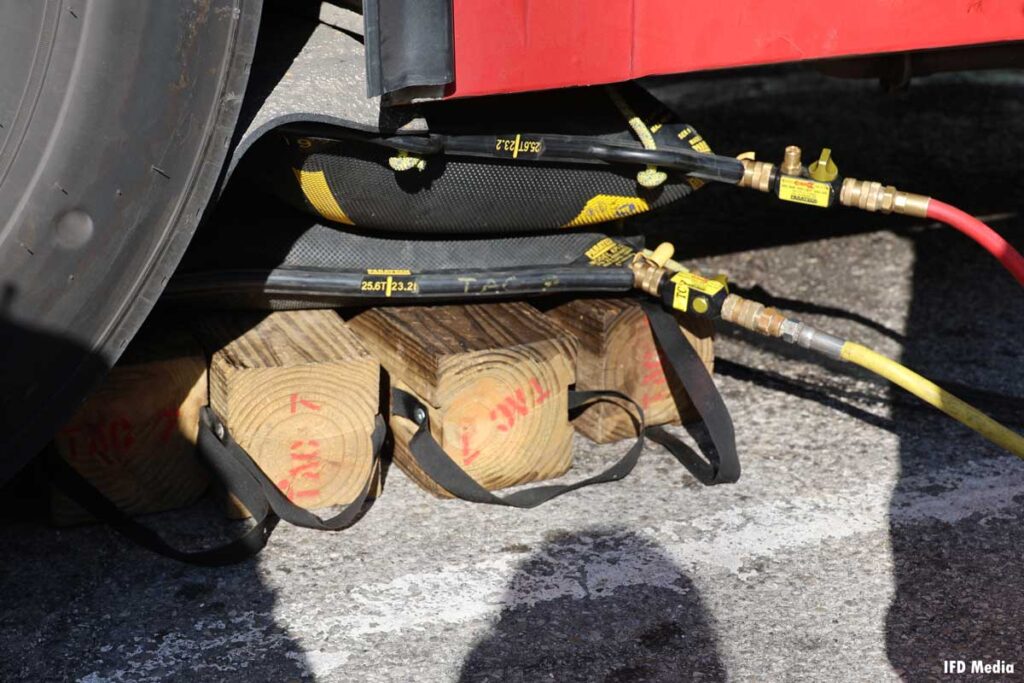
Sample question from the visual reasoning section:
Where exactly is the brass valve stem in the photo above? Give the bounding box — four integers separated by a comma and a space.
780, 145, 803, 176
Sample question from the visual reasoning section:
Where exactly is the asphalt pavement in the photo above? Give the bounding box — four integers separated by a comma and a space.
2, 69, 1023, 682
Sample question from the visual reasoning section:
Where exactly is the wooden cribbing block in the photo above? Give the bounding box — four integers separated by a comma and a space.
197, 310, 380, 515
545, 298, 714, 443
348, 303, 578, 497
51, 327, 210, 525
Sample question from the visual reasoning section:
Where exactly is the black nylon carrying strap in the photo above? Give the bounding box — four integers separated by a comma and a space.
639, 300, 741, 485
392, 301, 740, 499
199, 408, 388, 532
46, 445, 277, 567
47, 408, 386, 566
392, 388, 646, 507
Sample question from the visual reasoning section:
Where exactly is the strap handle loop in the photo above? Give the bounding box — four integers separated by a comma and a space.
393, 300, 741, 504
392, 388, 646, 508
640, 300, 740, 484
47, 409, 386, 566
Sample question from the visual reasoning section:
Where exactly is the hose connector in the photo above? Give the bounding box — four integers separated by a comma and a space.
720, 294, 787, 337
738, 156, 775, 193
779, 319, 846, 360
840, 178, 930, 217
631, 256, 668, 297
721, 294, 845, 359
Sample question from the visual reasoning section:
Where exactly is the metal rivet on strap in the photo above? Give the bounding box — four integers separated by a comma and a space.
412, 408, 427, 425
214, 422, 226, 441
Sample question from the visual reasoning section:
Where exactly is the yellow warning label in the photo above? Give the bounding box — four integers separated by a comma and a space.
670, 271, 726, 312
293, 168, 355, 225
584, 238, 635, 267
777, 176, 832, 208
672, 271, 726, 297
672, 279, 690, 312
564, 195, 651, 227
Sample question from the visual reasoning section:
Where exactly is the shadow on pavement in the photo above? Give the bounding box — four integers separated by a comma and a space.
0, 305, 312, 681
650, 68, 1024, 677
885, 89, 1024, 675
0, 515, 311, 681
458, 530, 725, 682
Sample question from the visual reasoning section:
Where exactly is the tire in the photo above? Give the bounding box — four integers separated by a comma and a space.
0, 0, 262, 482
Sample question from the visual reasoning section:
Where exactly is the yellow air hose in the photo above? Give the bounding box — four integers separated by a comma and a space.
710, 289, 1024, 461
839, 342, 1024, 459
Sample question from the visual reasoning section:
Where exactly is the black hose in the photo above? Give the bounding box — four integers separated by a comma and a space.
406, 134, 745, 185
276, 124, 746, 185
165, 265, 636, 308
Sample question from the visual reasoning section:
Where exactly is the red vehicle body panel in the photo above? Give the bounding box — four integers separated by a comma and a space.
449, 0, 1024, 97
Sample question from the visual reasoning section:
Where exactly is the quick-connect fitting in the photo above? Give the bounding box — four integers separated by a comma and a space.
839, 178, 930, 218
719, 295, 844, 359
631, 256, 667, 297
720, 294, 786, 336
738, 158, 775, 193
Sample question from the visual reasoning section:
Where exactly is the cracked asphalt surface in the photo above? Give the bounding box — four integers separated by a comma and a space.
2, 69, 1023, 682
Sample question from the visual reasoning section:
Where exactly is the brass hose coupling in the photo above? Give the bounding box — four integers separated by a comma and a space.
737, 155, 775, 193
631, 242, 674, 296
839, 178, 930, 217
720, 294, 786, 337
720, 294, 846, 358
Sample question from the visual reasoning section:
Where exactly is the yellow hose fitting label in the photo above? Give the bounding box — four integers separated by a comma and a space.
564, 195, 650, 227
584, 237, 635, 267
672, 279, 690, 312
672, 271, 726, 297
777, 176, 832, 208
670, 271, 727, 313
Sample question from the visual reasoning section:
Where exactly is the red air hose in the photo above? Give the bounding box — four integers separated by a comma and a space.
926, 199, 1024, 286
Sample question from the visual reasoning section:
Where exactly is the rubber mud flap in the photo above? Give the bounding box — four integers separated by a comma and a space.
364, 0, 454, 98
0, 1, 262, 483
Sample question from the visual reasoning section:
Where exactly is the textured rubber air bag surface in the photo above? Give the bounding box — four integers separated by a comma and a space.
174, 185, 641, 309
247, 84, 707, 233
